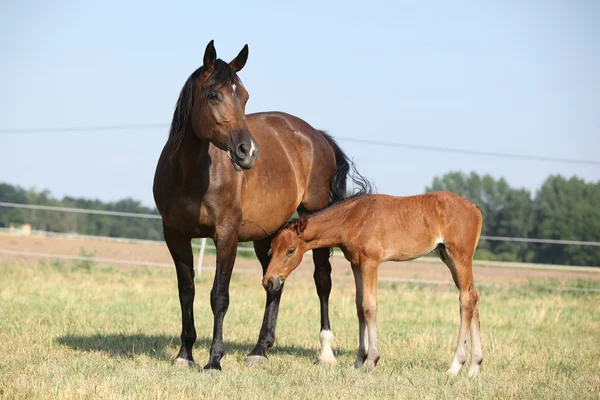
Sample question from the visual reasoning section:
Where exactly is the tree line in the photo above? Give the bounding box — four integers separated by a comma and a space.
1, 172, 598, 266
0, 183, 163, 241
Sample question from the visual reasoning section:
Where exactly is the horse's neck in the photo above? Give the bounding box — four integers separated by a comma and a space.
304, 209, 346, 250
173, 134, 211, 186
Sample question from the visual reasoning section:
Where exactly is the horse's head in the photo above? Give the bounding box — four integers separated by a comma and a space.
262, 215, 309, 293
173, 40, 258, 170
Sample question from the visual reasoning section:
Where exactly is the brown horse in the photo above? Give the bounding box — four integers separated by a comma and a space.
263, 191, 484, 376
152, 41, 371, 371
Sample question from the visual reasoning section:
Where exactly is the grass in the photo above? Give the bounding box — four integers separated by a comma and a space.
0, 262, 598, 399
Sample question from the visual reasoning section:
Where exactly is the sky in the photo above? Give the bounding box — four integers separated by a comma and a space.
0, 0, 599, 208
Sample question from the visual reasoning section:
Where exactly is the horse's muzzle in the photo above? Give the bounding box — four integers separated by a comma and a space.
263, 275, 284, 293
231, 137, 259, 170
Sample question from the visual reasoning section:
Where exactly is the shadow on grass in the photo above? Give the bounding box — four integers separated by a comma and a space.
56, 333, 350, 361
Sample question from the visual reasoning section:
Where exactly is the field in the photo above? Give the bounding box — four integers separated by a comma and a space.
1, 235, 600, 399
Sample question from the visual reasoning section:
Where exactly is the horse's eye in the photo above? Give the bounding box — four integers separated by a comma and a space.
208, 91, 219, 101
286, 248, 296, 256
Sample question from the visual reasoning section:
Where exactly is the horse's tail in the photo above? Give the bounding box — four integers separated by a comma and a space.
319, 130, 374, 204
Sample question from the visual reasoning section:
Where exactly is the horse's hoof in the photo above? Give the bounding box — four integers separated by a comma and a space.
174, 357, 197, 368
202, 367, 222, 375
246, 355, 269, 366
317, 357, 338, 366
202, 363, 222, 373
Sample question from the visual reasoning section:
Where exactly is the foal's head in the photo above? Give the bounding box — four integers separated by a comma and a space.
263, 215, 309, 292
170, 40, 259, 170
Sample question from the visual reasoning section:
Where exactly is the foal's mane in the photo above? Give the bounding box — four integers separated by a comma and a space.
167, 60, 239, 161
283, 180, 375, 234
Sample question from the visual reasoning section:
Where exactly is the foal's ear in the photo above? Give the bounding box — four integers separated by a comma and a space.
296, 214, 308, 235
203, 40, 217, 68
230, 44, 249, 72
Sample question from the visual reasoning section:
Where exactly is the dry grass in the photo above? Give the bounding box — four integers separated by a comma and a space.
0, 261, 599, 399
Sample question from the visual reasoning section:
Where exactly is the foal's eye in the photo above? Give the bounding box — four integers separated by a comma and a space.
286, 248, 296, 256
208, 91, 219, 101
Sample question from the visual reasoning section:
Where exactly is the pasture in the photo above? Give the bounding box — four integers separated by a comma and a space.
0, 237, 599, 399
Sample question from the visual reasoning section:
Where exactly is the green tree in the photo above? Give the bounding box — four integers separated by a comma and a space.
533, 176, 600, 266
0, 182, 163, 240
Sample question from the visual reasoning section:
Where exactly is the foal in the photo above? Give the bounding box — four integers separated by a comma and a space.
263, 191, 483, 376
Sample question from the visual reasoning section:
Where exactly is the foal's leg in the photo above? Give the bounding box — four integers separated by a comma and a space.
436, 245, 480, 376
361, 260, 380, 371
352, 263, 368, 368
467, 285, 483, 377
313, 247, 337, 365
247, 234, 283, 365
163, 225, 196, 367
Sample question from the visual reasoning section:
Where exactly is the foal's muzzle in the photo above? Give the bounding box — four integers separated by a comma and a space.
263, 275, 284, 293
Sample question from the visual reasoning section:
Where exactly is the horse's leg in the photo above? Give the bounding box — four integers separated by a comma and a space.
361, 259, 380, 371
436, 245, 478, 376
203, 221, 239, 371
163, 225, 196, 367
352, 262, 368, 368
312, 247, 337, 365
246, 234, 282, 365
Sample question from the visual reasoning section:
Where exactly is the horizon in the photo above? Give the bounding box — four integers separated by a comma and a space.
1, 170, 596, 210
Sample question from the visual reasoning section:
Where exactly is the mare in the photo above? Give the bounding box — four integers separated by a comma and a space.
263, 191, 483, 376
153, 40, 371, 370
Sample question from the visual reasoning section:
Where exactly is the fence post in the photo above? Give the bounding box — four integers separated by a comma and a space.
196, 238, 207, 280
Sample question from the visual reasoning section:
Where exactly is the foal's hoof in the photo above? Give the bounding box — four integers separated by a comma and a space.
174, 357, 197, 368
245, 355, 269, 366
366, 357, 380, 372
467, 365, 480, 378
446, 361, 463, 376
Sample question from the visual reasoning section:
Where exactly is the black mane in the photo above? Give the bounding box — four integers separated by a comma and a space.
167, 59, 238, 160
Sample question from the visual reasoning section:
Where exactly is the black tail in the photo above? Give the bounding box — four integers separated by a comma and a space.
319, 130, 374, 204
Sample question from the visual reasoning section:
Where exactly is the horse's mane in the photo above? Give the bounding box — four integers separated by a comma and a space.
167, 59, 238, 161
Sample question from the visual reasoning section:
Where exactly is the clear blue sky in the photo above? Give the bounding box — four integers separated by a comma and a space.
1, 1, 598, 207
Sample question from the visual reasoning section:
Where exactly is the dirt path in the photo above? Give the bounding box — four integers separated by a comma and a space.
2, 233, 599, 287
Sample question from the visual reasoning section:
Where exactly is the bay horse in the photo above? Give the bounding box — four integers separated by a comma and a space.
263, 191, 484, 377
152, 41, 371, 371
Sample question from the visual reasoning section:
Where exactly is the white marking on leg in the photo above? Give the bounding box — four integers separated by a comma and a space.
468, 292, 483, 378
447, 293, 470, 376
318, 329, 337, 365
448, 358, 463, 376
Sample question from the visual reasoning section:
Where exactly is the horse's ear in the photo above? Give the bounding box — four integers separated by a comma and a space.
296, 214, 308, 235
203, 40, 217, 68
230, 44, 249, 72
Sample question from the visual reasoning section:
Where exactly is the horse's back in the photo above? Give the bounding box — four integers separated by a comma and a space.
246, 111, 336, 160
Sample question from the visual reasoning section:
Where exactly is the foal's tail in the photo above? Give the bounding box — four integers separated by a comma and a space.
319, 130, 374, 204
